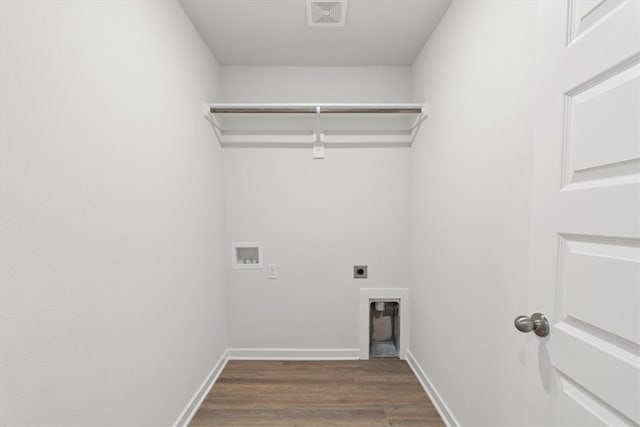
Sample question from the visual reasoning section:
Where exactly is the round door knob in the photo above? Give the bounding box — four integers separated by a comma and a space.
514, 313, 549, 337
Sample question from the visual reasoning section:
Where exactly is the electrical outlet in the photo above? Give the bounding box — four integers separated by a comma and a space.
353, 265, 367, 279
268, 264, 278, 279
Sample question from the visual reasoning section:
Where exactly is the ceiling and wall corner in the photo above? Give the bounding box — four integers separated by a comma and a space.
178, 0, 452, 66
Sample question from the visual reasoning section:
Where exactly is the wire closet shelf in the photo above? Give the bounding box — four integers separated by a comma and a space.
205, 103, 429, 147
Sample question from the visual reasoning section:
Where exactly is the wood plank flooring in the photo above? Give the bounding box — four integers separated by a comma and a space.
189, 360, 445, 427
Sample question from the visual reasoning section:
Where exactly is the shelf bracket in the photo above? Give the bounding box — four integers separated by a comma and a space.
203, 103, 225, 143
313, 132, 325, 159
313, 106, 325, 159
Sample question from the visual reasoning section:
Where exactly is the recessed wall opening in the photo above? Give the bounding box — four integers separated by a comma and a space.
369, 300, 399, 359
359, 288, 408, 360
231, 242, 263, 269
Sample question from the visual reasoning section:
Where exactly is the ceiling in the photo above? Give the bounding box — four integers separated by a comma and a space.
179, 0, 452, 66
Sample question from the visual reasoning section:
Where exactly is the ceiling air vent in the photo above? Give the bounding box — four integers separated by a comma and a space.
307, 0, 348, 27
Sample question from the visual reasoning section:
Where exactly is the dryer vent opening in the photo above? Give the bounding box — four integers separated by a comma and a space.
369, 300, 399, 359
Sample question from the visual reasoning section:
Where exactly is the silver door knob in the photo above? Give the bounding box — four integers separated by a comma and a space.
514, 313, 549, 337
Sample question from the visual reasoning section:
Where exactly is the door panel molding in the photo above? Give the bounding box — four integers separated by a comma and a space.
561, 53, 640, 189
556, 234, 640, 344
551, 323, 640, 423
557, 372, 636, 426
567, 0, 629, 46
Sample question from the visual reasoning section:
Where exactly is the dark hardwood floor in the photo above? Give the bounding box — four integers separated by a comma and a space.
189, 359, 445, 427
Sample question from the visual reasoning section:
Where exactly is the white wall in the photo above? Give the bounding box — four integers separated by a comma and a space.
220, 66, 412, 102
409, 1, 535, 425
221, 67, 412, 350
0, 1, 226, 425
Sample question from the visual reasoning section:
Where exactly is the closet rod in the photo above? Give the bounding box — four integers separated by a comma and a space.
209, 106, 423, 114
320, 107, 422, 114
211, 107, 316, 114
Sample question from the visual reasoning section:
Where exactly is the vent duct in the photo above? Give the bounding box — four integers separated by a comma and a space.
307, 0, 348, 27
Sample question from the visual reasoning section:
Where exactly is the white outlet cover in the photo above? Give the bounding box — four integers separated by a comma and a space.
268, 264, 278, 279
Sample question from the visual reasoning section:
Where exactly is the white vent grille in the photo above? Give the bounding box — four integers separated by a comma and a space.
307, 0, 347, 27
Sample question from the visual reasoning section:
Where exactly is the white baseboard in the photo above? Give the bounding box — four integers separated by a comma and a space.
406, 349, 459, 427
173, 350, 229, 427
227, 348, 360, 360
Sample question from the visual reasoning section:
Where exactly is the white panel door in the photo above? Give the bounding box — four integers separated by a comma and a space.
525, 1, 640, 426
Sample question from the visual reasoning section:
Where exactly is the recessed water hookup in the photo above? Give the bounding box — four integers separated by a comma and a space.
232, 242, 263, 269
354, 265, 367, 279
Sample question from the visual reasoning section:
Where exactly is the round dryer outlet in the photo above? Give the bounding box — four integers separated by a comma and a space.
353, 265, 367, 279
